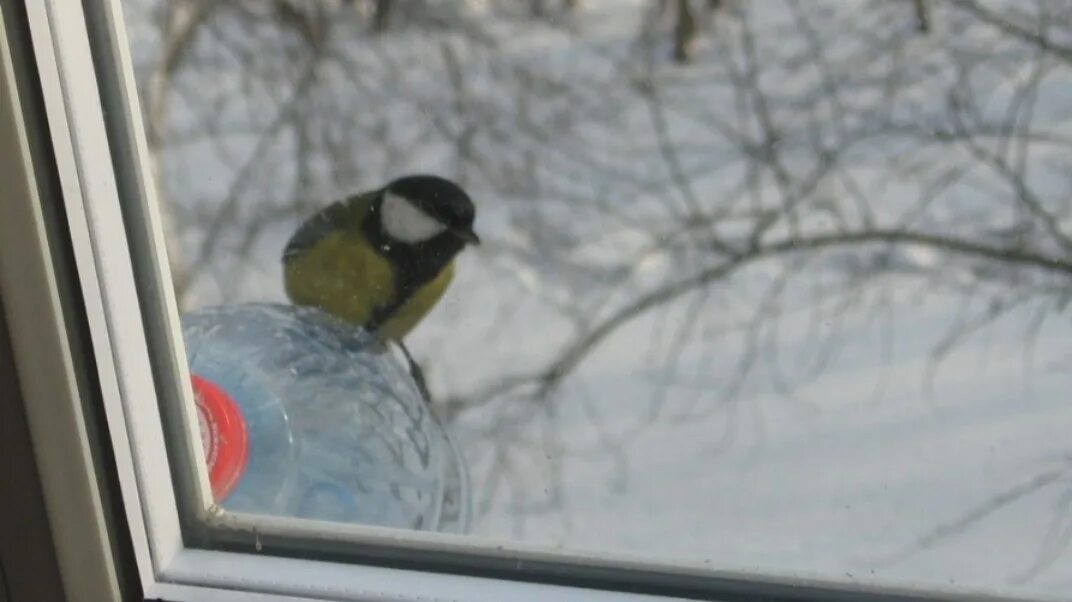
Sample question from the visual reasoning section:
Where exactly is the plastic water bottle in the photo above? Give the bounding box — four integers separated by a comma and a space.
181, 303, 469, 533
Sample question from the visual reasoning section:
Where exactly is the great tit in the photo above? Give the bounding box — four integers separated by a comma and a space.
282, 175, 480, 343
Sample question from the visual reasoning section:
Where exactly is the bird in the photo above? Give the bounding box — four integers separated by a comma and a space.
282, 175, 480, 345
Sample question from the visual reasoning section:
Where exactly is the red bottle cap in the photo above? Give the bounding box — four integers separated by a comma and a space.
191, 374, 249, 502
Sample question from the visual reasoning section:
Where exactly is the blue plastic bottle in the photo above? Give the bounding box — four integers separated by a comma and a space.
181, 303, 469, 533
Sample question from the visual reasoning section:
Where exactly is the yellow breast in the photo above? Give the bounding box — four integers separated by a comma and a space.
283, 230, 453, 341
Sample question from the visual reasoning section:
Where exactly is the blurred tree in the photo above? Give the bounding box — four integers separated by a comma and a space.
373, 0, 392, 31
129, 0, 1072, 579
914, 0, 931, 33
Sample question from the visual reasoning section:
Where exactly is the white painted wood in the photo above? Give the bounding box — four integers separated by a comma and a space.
0, 7, 120, 599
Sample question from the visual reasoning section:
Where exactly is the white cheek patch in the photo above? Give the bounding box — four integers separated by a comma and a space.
381, 192, 448, 243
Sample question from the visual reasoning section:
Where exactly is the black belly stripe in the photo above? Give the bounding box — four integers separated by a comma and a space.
365, 260, 443, 332
361, 203, 461, 334
366, 295, 406, 332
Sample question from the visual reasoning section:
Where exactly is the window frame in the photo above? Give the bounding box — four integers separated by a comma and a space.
1, 0, 1041, 601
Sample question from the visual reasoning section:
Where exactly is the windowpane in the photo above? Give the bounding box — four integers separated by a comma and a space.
121, 0, 1072, 598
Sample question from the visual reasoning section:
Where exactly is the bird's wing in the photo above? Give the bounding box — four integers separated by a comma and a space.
282, 192, 373, 262
282, 191, 395, 330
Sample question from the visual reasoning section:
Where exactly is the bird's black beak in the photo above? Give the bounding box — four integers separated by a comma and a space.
453, 226, 481, 246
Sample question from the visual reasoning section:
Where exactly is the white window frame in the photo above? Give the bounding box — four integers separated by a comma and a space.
3, 1, 1031, 601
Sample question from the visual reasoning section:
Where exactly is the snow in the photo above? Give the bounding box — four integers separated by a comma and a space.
125, 0, 1072, 598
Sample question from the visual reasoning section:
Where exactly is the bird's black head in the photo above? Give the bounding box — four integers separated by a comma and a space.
380, 175, 480, 246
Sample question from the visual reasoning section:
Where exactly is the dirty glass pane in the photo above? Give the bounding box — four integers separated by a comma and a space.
123, 0, 1072, 597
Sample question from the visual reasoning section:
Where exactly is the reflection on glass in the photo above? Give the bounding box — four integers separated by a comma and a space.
126, 0, 1072, 597
183, 303, 468, 532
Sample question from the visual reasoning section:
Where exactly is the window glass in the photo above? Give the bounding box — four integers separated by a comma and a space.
123, 0, 1072, 597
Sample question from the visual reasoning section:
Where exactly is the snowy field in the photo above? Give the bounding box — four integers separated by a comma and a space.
127, 0, 1072, 598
